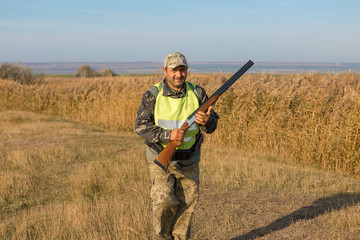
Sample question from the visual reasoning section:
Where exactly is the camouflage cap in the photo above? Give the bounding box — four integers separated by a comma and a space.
164, 52, 188, 69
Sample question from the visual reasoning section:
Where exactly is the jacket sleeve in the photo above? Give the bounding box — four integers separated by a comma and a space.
195, 86, 219, 134
135, 88, 172, 143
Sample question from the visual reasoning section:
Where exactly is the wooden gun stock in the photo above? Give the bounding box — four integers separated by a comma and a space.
154, 60, 254, 171
154, 95, 219, 170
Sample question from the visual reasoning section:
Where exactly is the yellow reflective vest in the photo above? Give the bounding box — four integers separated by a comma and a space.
154, 81, 200, 150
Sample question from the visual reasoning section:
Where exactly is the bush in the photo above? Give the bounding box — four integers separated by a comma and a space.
75, 65, 116, 78
0, 62, 34, 84
100, 68, 116, 77
75, 65, 99, 78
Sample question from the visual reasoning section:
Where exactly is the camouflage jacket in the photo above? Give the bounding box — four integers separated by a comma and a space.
135, 79, 219, 144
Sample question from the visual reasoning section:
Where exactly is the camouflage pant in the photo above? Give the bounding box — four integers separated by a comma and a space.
149, 161, 200, 240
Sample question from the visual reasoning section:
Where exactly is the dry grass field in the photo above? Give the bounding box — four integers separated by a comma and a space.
1, 72, 360, 176
0, 110, 359, 239
1, 72, 360, 239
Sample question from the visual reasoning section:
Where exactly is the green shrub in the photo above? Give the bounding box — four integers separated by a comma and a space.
75, 65, 99, 78
100, 68, 116, 77
75, 65, 116, 78
0, 62, 34, 84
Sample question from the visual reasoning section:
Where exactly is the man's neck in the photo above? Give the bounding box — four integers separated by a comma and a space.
165, 79, 184, 92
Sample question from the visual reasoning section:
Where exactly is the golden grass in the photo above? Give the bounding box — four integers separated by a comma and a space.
0, 110, 359, 239
0, 111, 153, 239
1, 72, 359, 177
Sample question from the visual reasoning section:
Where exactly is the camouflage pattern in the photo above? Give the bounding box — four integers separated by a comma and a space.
135, 77, 219, 240
148, 158, 199, 240
146, 142, 201, 168
135, 79, 219, 145
164, 52, 188, 69
135, 84, 172, 144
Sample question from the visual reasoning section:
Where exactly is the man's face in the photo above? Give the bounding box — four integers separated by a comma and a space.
163, 65, 188, 91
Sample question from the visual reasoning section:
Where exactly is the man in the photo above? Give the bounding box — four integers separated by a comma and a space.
135, 52, 219, 240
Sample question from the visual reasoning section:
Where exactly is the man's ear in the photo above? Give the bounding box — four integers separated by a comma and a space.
162, 67, 167, 76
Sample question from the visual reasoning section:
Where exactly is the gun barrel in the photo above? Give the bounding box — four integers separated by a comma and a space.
212, 60, 254, 97
186, 60, 254, 126
154, 60, 254, 171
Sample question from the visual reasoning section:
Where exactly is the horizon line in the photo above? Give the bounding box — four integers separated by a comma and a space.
11, 61, 360, 66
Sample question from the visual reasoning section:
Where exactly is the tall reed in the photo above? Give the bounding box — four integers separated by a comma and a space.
1, 72, 359, 177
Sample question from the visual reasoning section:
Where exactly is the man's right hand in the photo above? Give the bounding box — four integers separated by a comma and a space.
170, 128, 185, 142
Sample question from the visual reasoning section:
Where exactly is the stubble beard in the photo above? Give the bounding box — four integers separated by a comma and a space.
168, 76, 186, 90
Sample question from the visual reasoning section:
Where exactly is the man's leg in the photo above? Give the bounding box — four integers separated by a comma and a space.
149, 163, 180, 240
171, 163, 200, 240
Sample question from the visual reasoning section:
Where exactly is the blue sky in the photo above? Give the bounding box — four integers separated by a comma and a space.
1, 0, 359, 63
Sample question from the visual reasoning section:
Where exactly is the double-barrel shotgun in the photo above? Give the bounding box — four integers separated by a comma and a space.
154, 60, 254, 171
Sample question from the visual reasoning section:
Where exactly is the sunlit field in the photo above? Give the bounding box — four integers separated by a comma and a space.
1, 72, 360, 239
1, 72, 360, 176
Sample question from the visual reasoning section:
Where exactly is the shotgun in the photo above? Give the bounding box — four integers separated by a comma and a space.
154, 60, 254, 171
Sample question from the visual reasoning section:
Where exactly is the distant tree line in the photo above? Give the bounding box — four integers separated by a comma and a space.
0, 62, 117, 83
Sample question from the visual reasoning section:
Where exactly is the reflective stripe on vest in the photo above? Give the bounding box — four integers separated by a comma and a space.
154, 81, 200, 150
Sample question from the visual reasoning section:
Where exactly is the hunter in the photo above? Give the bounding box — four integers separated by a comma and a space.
135, 52, 219, 240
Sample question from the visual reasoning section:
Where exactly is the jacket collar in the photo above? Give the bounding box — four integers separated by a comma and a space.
162, 79, 186, 98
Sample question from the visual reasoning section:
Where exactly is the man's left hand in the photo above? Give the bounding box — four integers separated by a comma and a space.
195, 106, 212, 125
